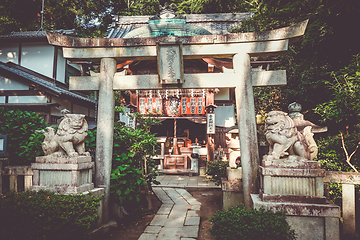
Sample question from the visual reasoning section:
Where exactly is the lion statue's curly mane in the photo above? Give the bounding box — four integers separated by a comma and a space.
42, 114, 90, 158
265, 111, 311, 160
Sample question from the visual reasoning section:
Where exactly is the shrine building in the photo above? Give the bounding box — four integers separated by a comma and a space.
105, 9, 275, 173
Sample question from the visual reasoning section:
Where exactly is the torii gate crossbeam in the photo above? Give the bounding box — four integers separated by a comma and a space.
46, 20, 308, 222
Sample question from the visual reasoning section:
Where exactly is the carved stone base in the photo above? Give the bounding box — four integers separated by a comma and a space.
251, 194, 339, 240
31, 156, 94, 194
260, 156, 326, 204
256, 156, 340, 239
222, 167, 244, 209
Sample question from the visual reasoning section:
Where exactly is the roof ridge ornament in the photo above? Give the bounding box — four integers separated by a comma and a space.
150, 1, 185, 20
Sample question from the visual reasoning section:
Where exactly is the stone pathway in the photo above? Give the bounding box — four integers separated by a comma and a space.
138, 187, 201, 240
138, 175, 219, 240
155, 175, 221, 188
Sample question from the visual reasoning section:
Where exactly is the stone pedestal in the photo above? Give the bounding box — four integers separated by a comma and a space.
252, 156, 340, 240
222, 167, 243, 210
31, 156, 94, 194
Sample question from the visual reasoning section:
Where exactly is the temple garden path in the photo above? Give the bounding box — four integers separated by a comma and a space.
102, 175, 222, 240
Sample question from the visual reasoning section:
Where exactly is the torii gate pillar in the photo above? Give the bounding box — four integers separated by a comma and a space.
96, 58, 116, 222
234, 53, 260, 208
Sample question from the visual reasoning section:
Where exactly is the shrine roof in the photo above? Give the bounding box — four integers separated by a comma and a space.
0, 29, 77, 43
0, 61, 97, 105
106, 12, 255, 38
46, 20, 308, 48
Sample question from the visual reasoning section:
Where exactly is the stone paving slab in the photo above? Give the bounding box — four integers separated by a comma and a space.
162, 188, 189, 205
150, 215, 168, 226
157, 204, 173, 215
138, 175, 221, 239
182, 226, 199, 238
155, 175, 220, 188
141, 186, 202, 239
144, 226, 162, 234
176, 188, 200, 205
157, 227, 183, 239
152, 187, 175, 205
186, 210, 198, 217
138, 233, 157, 240
184, 216, 200, 226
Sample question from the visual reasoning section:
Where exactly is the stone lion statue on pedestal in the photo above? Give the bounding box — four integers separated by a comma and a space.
42, 114, 90, 158
264, 111, 312, 160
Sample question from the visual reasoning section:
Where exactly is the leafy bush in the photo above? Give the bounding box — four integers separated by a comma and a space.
206, 160, 229, 186
314, 54, 360, 130
85, 129, 97, 160
110, 110, 160, 207
0, 190, 102, 240
0, 108, 48, 165
315, 132, 360, 203
316, 132, 360, 172
209, 204, 296, 240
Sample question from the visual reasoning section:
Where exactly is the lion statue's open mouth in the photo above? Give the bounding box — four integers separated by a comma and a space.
42, 114, 90, 158
264, 111, 311, 160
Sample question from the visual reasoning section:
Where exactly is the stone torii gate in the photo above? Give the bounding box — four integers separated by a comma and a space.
46, 20, 308, 222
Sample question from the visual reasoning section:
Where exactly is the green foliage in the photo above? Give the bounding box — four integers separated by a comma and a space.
314, 54, 360, 129
315, 132, 360, 203
85, 129, 97, 160
0, 0, 113, 37
0, 0, 255, 37
0, 190, 102, 240
209, 204, 296, 240
176, 0, 254, 14
0, 108, 48, 165
206, 160, 229, 186
316, 132, 360, 172
232, 0, 360, 117
110, 106, 160, 206
254, 86, 285, 114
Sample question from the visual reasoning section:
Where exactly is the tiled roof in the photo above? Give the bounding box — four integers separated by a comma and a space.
106, 12, 255, 38
0, 62, 97, 105
0, 29, 77, 39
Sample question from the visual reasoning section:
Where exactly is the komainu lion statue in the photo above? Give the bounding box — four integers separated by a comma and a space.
265, 111, 311, 160
42, 114, 90, 158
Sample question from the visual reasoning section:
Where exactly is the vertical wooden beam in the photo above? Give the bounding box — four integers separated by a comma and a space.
53, 46, 58, 79
342, 183, 356, 236
95, 58, 116, 223
233, 53, 260, 208
18, 42, 22, 65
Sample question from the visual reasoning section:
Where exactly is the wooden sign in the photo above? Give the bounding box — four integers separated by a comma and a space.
157, 44, 184, 85
207, 113, 215, 134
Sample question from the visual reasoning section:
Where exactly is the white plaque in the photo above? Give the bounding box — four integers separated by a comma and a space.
207, 113, 215, 134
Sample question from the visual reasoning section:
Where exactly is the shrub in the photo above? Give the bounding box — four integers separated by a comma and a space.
315, 132, 360, 203
206, 160, 229, 185
316, 132, 360, 172
0, 190, 102, 240
209, 204, 296, 240
110, 114, 160, 208
0, 108, 48, 165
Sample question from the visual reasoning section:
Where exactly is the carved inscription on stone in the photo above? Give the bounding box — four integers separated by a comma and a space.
157, 44, 184, 84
